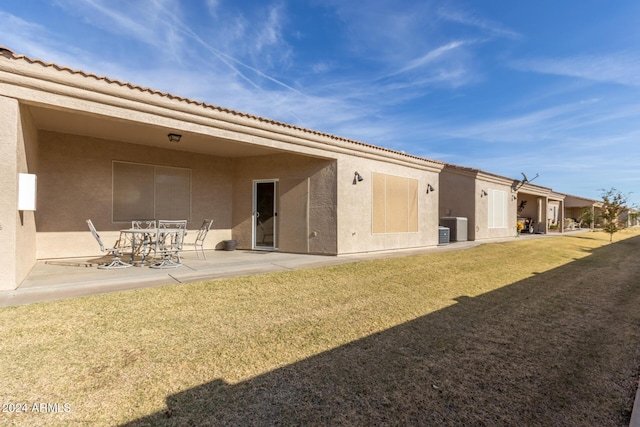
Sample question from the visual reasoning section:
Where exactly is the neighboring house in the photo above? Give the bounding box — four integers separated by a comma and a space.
439, 164, 570, 239
619, 208, 639, 228
629, 209, 639, 227
563, 194, 602, 230
545, 192, 566, 233
439, 164, 518, 241
0, 47, 445, 291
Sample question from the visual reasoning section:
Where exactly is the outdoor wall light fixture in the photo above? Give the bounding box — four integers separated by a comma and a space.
426, 184, 435, 194
167, 133, 182, 143
480, 189, 488, 197
353, 171, 364, 185
512, 194, 518, 201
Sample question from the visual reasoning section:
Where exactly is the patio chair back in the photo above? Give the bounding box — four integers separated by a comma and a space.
132, 220, 156, 229
151, 220, 187, 269
86, 219, 106, 253
157, 220, 187, 248
183, 219, 214, 259
194, 219, 214, 244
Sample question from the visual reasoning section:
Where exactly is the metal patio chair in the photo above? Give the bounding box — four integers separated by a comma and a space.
182, 219, 213, 259
131, 219, 157, 262
150, 220, 187, 269
86, 219, 132, 269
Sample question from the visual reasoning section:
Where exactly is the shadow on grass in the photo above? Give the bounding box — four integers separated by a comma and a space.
123, 236, 640, 426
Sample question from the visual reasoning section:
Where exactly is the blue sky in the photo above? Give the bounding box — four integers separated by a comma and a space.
1, 0, 639, 206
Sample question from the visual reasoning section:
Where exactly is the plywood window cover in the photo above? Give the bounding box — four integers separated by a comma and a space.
112, 161, 192, 223
372, 172, 419, 234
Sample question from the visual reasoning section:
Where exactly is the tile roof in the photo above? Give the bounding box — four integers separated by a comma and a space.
444, 163, 518, 183
0, 46, 443, 167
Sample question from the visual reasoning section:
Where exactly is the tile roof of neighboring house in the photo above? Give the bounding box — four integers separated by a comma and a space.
562, 193, 601, 204
0, 46, 443, 167
444, 162, 560, 193
444, 163, 519, 184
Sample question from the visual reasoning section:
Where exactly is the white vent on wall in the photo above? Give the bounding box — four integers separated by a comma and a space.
18, 173, 37, 211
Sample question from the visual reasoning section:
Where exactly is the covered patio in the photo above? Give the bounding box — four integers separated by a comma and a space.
515, 182, 565, 234
564, 194, 602, 231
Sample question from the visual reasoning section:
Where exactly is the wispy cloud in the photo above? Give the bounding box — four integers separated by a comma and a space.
386, 40, 469, 76
435, 101, 593, 144
254, 4, 284, 53
512, 51, 640, 87
438, 7, 522, 40
206, 0, 220, 17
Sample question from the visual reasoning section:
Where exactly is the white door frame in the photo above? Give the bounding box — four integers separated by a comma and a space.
252, 179, 278, 250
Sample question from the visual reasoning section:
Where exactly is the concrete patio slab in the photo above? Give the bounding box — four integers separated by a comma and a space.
0, 232, 562, 308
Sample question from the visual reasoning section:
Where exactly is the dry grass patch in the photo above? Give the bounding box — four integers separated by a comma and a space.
1, 229, 640, 426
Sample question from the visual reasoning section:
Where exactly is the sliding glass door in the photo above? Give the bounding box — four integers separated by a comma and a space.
253, 180, 277, 250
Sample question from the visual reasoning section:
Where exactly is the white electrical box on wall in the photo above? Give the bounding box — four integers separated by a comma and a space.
18, 173, 37, 211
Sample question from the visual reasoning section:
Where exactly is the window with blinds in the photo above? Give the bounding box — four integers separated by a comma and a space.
488, 189, 508, 228
372, 173, 419, 233
112, 161, 191, 222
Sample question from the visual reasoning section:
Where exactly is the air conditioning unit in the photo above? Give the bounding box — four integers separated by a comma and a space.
438, 226, 450, 245
440, 217, 468, 242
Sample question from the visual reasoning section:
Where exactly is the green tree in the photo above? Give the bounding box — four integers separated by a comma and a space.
577, 207, 594, 228
599, 188, 629, 242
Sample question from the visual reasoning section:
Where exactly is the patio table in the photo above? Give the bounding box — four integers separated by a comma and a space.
119, 228, 186, 266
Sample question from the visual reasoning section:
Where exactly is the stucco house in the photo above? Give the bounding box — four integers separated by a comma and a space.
563, 194, 602, 230
0, 47, 446, 291
438, 164, 518, 241
439, 164, 569, 240
623, 208, 639, 228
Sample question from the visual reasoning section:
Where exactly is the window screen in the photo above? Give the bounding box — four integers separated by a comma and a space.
488, 189, 508, 228
113, 161, 191, 222
155, 166, 191, 220
372, 173, 419, 233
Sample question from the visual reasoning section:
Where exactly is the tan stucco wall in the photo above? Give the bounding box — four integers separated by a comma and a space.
0, 98, 39, 290
33, 130, 443, 259
16, 104, 39, 285
439, 169, 517, 241
231, 154, 337, 254
0, 96, 20, 289
439, 170, 476, 239
475, 181, 517, 240
335, 155, 441, 254
35, 131, 233, 259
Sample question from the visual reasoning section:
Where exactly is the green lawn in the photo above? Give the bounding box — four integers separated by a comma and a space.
2, 229, 640, 426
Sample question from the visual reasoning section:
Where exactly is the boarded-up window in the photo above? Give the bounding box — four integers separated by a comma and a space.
372, 173, 419, 233
488, 189, 508, 228
113, 161, 191, 222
